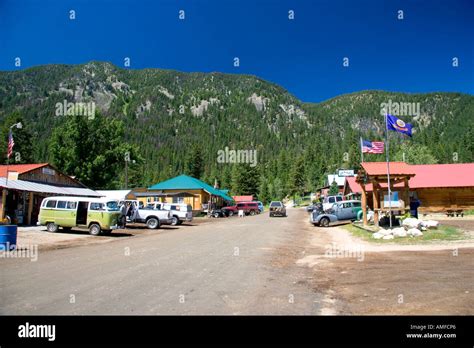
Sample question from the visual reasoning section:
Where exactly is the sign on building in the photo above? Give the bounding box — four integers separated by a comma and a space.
337, 169, 355, 177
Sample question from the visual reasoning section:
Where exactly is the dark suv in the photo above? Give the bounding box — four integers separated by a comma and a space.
269, 201, 287, 217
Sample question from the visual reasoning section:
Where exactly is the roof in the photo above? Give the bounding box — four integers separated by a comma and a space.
134, 191, 196, 197
0, 178, 102, 197
409, 163, 474, 188
233, 195, 254, 202
347, 162, 474, 193
149, 174, 234, 202
327, 174, 346, 186
360, 162, 415, 176
0, 163, 49, 177
345, 177, 367, 194
96, 190, 134, 200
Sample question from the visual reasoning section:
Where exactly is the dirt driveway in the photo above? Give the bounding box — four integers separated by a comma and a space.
14, 217, 216, 251
293, 210, 474, 314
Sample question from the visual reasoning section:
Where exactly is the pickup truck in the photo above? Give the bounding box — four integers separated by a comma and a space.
126, 202, 172, 229
310, 200, 362, 227
147, 202, 193, 225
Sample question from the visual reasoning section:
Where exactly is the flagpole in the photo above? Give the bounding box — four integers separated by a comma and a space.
360, 137, 364, 163
385, 114, 392, 229
5, 129, 11, 187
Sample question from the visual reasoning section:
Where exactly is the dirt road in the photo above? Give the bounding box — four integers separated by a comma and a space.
0, 209, 323, 315
1, 208, 472, 315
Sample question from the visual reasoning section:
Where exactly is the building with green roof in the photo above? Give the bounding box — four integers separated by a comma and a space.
142, 174, 234, 211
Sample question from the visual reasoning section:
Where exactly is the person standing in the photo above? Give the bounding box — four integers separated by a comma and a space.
410, 196, 421, 219
119, 202, 127, 228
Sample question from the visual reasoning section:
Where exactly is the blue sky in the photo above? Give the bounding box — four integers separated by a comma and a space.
0, 0, 472, 102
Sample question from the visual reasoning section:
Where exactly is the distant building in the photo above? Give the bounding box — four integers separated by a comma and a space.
142, 174, 234, 211
316, 172, 355, 198
232, 195, 254, 203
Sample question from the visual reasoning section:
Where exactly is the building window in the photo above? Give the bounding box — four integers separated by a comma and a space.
172, 196, 184, 204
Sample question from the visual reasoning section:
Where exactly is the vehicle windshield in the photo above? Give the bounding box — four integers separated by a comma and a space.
106, 201, 120, 211
270, 202, 282, 207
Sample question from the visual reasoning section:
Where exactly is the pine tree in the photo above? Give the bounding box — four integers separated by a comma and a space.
328, 180, 339, 196
289, 156, 305, 196
185, 145, 204, 179
258, 176, 270, 204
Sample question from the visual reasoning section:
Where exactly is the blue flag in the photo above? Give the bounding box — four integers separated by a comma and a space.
386, 114, 413, 137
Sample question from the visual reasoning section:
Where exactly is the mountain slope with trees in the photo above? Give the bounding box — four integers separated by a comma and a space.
0, 62, 472, 201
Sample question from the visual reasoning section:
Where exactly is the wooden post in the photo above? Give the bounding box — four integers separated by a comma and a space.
27, 192, 34, 225
404, 177, 410, 213
372, 183, 379, 226
0, 188, 7, 221
361, 185, 368, 226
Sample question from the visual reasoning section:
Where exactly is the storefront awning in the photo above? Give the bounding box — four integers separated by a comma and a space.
0, 178, 102, 197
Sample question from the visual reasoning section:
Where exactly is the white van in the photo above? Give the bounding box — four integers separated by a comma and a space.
322, 195, 344, 212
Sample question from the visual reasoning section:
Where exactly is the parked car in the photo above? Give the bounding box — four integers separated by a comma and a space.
310, 200, 362, 227
236, 202, 260, 216
269, 201, 286, 217
38, 196, 121, 236
209, 208, 227, 218
148, 202, 193, 225
222, 202, 260, 216
256, 201, 264, 213
221, 204, 238, 216
127, 202, 172, 229
322, 195, 344, 212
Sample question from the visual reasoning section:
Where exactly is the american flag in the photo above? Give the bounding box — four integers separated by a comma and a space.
7, 130, 14, 159
362, 139, 384, 154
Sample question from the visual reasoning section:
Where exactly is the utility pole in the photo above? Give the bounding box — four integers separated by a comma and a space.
124, 152, 135, 189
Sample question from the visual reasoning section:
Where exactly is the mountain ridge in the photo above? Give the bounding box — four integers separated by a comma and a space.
0, 61, 472, 192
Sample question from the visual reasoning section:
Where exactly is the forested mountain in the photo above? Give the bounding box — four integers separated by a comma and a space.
0, 62, 473, 200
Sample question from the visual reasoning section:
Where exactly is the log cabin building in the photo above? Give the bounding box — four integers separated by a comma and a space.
344, 162, 474, 217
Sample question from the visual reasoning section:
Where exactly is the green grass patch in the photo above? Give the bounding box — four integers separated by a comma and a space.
342, 223, 468, 244
464, 209, 474, 216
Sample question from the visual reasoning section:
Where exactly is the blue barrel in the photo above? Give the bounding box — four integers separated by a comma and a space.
0, 225, 17, 251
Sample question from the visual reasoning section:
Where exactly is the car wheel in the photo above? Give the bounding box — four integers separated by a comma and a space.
250, 210, 256, 216
228, 211, 234, 217
46, 222, 59, 232
269, 213, 273, 217
89, 223, 101, 236
320, 217, 330, 227
213, 212, 220, 218
146, 217, 160, 229
170, 216, 179, 226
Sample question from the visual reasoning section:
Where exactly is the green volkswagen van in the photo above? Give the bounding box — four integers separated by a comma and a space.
38, 196, 121, 235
